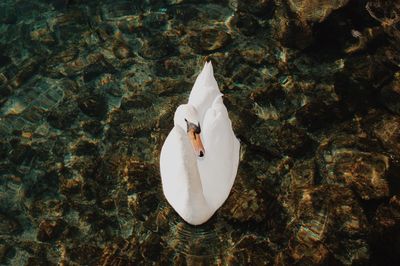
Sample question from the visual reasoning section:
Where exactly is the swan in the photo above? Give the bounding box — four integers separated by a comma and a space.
160, 61, 240, 225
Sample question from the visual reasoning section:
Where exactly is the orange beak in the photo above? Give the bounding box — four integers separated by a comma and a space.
188, 128, 205, 157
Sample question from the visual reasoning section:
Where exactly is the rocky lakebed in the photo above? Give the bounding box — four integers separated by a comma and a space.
0, 0, 399, 265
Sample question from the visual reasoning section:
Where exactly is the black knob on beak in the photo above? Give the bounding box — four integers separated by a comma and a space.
199, 151, 204, 157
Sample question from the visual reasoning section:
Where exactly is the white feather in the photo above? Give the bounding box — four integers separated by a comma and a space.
160, 62, 240, 225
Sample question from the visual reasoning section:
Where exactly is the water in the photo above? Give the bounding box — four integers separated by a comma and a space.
0, 0, 399, 265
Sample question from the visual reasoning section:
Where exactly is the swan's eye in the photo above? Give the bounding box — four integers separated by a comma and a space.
195, 122, 201, 134
185, 119, 201, 134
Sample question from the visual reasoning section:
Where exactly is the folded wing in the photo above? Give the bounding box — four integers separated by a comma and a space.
188, 61, 222, 124
197, 96, 240, 210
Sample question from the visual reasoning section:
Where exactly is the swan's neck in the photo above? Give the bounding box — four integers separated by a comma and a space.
180, 135, 214, 223
184, 155, 209, 207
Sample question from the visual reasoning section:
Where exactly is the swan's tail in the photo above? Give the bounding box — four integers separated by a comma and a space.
189, 60, 223, 122
194, 61, 219, 90
203, 61, 214, 78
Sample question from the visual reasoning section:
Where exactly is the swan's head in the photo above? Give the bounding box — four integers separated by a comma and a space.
174, 104, 205, 157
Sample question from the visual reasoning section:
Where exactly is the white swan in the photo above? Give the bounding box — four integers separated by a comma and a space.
160, 61, 240, 225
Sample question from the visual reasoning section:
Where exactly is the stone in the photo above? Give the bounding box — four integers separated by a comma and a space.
113, 42, 132, 60
271, 2, 313, 49
231, 12, 262, 36
372, 114, 400, 157
142, 12, 168, 30
80, 119, 103, 136
334, 55, 392, 112
237, 0, 275, 17
0, 84, 12, 106
67, 244, 102, 265
72, 139, 99, 156
99, 237, 139, 265
47, 100, 79, 129
140, 35, 175, 59
239, 44, 269, 65
37, 219, 66, 242
0, 244, 9, 264
366, 0, 400, 46
60, 178, 81, 195
288, 0, 350, 23
78, 93, 108, 118
249, 121, 312, 157
369, 196, 400, 265
120, 159, 158, 192
381, 72, 400, 115
283, 185, 369, 264
187, 28, 232, 53
10, 57, 42, 88
0, 54, 11, 67
140, 233, 162, 261
250, 85, 295, 119
317, 134, 390, 200
0, 140, 10, 160
9, 143, 35, 165
0, 213, 21, 234
229, 235, 273, 264
287, 159, 316, 191
120, 93, 155, 111
83, 61, 115, 83
29, 199, 65, 219
295, 101, 346, 131
221, 187, 267, 222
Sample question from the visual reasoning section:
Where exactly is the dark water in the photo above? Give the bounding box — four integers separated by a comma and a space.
0, 0, 400, 265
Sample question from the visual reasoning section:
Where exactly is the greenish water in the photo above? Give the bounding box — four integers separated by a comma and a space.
1, 0, 400, 265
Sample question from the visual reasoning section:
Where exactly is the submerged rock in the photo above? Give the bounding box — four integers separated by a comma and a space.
250, 121, 312, 157
37, 219, 66, 242
80, 119, 103, 136
231, 12, 262, 36
381, 72, 400, 115
221, 186, 268, 222
140, 233, 163, 262
295, 101, 339, 131
78, 93, 108, 118
270, 0, 312, 49
83, 61, 115, 83
0, 213, 21, 235
140, 35, 175, 59
335, 54, 391, 112
112, 42, 132, 60
370, 196, 400, 265
47, 100, 79, 129
317, 134, 390, 200
237, 0, 275, 17
284, 185, 369, 264
0, 244, 10, 264
371, 114, 400, 157
288, 0, 349, 23
99, 237, 139, 265
67, 244, 102, 265
9, 143, 35, 165
186, 28, 232, 53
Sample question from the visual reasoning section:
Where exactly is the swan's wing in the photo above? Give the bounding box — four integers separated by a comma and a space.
160, 127, 212, 221
188, 62, 222, 123
197, 96, 240, 210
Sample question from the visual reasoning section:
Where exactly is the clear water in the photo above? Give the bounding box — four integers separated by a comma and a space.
1, 0, 399, 265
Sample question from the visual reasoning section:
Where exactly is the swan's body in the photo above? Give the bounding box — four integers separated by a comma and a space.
160, 62, 240, 225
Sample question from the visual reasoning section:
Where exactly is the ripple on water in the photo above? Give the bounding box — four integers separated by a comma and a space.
165, 212, 234, 261
0, 78, 64, 135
